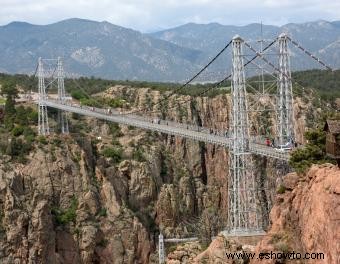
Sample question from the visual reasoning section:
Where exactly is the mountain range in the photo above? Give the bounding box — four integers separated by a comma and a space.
0, 18, 339, 82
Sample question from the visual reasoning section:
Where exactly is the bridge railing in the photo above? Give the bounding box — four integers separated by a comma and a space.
41, 98, 229, 138
37, 98, 292, 161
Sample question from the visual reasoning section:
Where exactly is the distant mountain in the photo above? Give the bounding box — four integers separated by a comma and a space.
0, 18, 202, 81
150, 20, 340, 71
0, 18, 339, 82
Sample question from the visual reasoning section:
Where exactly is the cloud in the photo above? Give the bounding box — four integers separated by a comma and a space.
0, 0, 339, 31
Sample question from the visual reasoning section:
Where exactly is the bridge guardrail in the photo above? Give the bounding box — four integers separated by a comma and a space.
37, 99, 291, 161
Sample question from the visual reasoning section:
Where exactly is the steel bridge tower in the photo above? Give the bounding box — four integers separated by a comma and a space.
227, 35, 262, 235
277, 33, 294, 145
57, 57, 69, 134
37, 57, 69, 135
38, 57, 50, 135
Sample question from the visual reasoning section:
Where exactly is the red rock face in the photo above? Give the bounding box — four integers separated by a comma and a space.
102, 86, 311, 236
252, 164, 340, 264
0, 85, 317, 263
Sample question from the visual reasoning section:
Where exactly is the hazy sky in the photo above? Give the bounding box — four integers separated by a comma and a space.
1, 0, 339, 32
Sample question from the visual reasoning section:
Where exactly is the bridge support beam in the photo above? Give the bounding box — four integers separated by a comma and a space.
277, 33, 294, 145
227, 35, 262, 235
38, 57, 50, 136
57, 57, 69, 134
158, 233, 165, 264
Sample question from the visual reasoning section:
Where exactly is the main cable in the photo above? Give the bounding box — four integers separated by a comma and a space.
287, 37, 333, 71
123, 39, 233, 115
141, 38, 279, 116
49, 38, 277, 119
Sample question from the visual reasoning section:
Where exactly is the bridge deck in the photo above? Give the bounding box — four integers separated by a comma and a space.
38, 99, 290, 161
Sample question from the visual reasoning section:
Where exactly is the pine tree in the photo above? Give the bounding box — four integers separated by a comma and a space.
1, 81, 18, 128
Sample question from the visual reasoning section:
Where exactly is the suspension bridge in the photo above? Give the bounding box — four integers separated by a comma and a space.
32, 33, 333, 263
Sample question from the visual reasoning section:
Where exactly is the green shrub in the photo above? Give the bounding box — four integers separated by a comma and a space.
73, 151, 81, 162
289, 128, 333, 173
101, 147, 123, 163
12, 126, 24, 136
73, 228, 81, 237
52, 138, 62, 146
37, 136, 48, 145
97, 208, 107, 217
109, 123, 123, 137
132, 147, 146, 162
52, 196, 78, 226
106, 98, 124, 108
27, 109, 38, 124
277, 185, 286, 194
15, 106, 29, 126
71, 90, 89, 100
23, 127, 36, 142
80, 98, 100, 107
6, 138, 32, 162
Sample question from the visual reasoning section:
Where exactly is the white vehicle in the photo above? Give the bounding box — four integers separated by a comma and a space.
274, 142, 292, 152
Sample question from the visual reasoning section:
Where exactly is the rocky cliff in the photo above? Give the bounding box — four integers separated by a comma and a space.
0, 136, 154, 263
166, 164, 339, 264
166, 236, 250, 264
251, 164, 340, 264
0, 85, 314, 263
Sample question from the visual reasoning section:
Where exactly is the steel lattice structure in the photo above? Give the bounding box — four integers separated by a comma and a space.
33, 34, 333, 254
227, 35, 262, 235
277, 33, 294, 145
57, 57, 69, 134
158, 233, 165, 264
38, 57, 69, 135
38, 57, 49, 135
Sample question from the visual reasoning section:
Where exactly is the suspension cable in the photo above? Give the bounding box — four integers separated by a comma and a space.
123, 40, 233, 115
244, 40, 284, 77
243, 38, 278, 68
127, 38, 279, 116
244, 39, 333, 107
141, 39, 279, 116
56, 38, 273, 118
287, 37, 333, 71
33, 63, 39, 77
45, 38, 277, 120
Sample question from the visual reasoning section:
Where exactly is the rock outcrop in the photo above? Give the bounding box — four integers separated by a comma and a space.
171, 164, 339, 264
0, 137, 153, 263
166, 236, 250, 264
0, 85, 317, 263
251, 164, 340, 264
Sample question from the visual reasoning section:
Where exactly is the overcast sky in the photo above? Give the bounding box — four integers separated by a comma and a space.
1, 0, 339, 32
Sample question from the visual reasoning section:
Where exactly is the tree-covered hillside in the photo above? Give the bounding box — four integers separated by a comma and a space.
0, 69, 339, 102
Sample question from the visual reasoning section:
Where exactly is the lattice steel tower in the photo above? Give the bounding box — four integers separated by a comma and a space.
227, 35, 262, 235
38, 57, 50, 135
57, 57, 69, 133
277, 33, 294, 145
